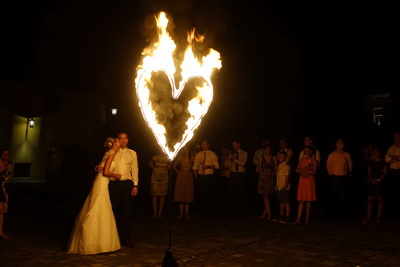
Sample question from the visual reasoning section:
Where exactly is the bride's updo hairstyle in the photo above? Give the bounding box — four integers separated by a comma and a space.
103, 137, 116, 150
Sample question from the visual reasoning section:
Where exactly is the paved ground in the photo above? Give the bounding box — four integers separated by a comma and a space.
1, 180, 400, 267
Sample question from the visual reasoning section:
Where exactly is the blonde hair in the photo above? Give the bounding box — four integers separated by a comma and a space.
103, 137, 116, 149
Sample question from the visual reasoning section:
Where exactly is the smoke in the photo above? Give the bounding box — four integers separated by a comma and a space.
149, 71, 202, 151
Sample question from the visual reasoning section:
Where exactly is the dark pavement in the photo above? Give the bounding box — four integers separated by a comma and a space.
1, 180, 400, 267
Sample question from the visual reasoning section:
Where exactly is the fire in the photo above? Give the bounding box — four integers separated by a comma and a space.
135, 11, 222, 160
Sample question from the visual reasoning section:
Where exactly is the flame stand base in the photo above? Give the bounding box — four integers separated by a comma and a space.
162, 249, 178, 267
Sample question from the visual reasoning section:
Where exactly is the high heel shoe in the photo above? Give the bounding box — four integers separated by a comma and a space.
292, 220, 301, 225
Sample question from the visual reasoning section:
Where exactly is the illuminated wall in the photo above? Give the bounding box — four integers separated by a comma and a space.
11, 115, 42, 179
1, 84, 106, 181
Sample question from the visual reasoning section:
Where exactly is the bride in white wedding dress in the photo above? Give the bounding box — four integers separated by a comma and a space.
67, 137, 122, 255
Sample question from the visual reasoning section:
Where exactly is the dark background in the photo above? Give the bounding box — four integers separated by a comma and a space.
1, 0, 399, 167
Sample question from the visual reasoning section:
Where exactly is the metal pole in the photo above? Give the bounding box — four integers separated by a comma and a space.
168, 165, 172, 250
162, 161, 178, 267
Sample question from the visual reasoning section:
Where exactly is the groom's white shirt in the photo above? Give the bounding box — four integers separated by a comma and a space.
114, 147, 139, 186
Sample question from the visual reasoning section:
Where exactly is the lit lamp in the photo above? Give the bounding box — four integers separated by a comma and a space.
28, 118, 35, 128
111, 108, 118, 115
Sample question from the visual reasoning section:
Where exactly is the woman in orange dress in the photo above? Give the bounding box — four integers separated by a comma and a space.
293, 146, 318, 224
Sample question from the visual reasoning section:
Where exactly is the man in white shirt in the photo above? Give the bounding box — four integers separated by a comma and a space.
109, 131, 139, 247
251, 139, 270, 212
384, 131, 400, 218
385, 131, 400, 171
277, 139, 293, 167
226, 140, 248, 219
192, 140, 219, 218
326, 138, 353, 219
298, 136, 321, 164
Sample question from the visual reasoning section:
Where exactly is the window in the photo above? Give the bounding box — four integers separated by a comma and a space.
373, 107, 383, 126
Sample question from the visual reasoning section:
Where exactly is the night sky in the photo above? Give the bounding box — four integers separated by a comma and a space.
1, 0, 399, 156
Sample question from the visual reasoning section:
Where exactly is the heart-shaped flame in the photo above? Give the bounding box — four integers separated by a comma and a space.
135, 12, 221, 161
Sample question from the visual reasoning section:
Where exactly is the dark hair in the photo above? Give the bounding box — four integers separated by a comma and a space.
0, 149, 10, 162
262, 144, 271, 150
304, 145, 315, 155
278, 151, 287, 157
118, 131, 128, 137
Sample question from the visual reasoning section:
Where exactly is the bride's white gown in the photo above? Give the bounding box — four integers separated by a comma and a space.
67, 150, 120, 255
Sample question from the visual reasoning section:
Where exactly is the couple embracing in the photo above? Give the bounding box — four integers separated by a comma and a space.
67, 132, 139, 255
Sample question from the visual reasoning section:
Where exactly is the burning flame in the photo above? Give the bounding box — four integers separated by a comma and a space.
135, 11, 222, 160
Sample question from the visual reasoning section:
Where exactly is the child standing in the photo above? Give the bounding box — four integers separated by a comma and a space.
275, 151, 291, 223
